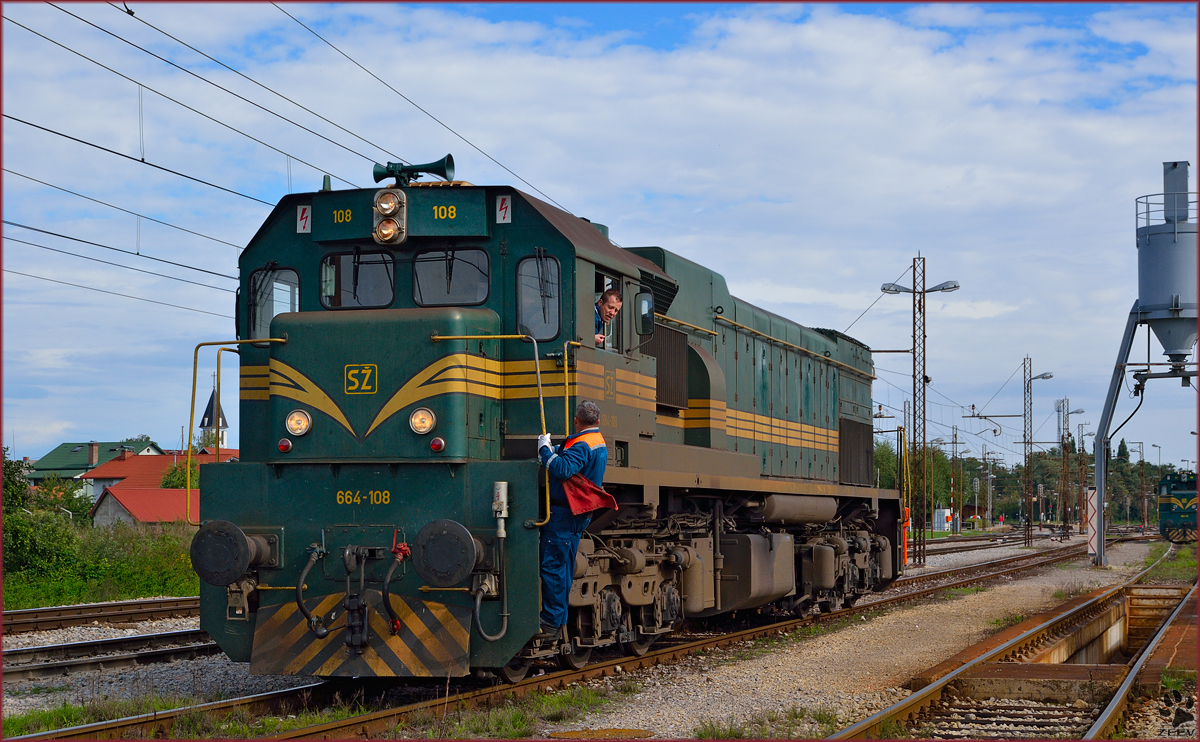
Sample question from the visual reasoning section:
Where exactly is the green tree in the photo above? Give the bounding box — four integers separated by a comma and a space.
32, 473, 94, 523
874, 438, 897, 489
161, 460, 200, 489
1117, 438, 1129, 460
3, 446, 31, 510
122, 434, 152, 444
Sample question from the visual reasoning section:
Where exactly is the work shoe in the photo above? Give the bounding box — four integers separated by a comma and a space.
532, 624, 557, 640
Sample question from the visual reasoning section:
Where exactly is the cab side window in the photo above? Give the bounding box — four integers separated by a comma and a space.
594, 273, 622, 351
248, 267, 299, 339
517, 255, 560, 341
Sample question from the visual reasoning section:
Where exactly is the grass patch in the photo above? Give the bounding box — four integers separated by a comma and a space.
1143, 543, 1198, 583
942, 586, 987, 600
1, 693, 193, 737
389, 680, 642, 738
2, 521, 198, 609
990, 611, 1027, 633
169, 688, 371, 738
1052, 579, 1099, 602
694, 706, 840, 739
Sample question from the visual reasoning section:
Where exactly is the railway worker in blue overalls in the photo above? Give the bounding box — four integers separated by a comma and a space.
535, 400, 616, 639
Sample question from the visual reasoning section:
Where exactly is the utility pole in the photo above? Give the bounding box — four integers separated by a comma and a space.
881, 258, 960, 565
912, 256, 928, 565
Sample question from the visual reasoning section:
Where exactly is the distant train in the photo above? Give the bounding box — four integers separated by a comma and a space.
188, 155, 900, 683
1158, 471, 1197, 544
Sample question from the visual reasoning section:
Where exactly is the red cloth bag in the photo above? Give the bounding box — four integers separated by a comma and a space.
561, 474, 619, 516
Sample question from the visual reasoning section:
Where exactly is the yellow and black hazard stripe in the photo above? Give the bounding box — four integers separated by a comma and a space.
250, 591, 470, 677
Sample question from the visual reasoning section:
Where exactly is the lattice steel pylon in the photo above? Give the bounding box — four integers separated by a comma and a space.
1059, 399, 1071, 540
912, 257, 927, 565
1023, 357, 1034, 547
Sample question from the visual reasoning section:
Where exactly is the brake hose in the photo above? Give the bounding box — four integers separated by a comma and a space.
296, 546, 329, 638
383, 540, 412, 634
473, 535, 508, 642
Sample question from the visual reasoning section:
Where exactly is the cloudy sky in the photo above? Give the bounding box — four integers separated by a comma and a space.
3, 3, 1196, 471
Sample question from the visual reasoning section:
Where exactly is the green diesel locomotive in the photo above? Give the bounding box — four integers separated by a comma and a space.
189, 156, 901, 682
1158, 471, 1197, 544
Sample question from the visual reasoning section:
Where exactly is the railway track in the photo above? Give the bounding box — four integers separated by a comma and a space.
11, 535, 1136, 740
828, 546, 1194, 740
2, 596, 199, 634
2, 629, 220, 682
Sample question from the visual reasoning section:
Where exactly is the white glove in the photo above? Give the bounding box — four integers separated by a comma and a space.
537, 433, 552, 452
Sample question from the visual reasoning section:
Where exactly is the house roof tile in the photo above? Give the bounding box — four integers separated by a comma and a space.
81, 451, 238, 488
92, 486, 199, 523
30, 441, 165, 479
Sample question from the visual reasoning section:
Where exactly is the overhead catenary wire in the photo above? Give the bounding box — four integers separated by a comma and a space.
844, 265, 911, 334
52, 3, 388, 170
102, 1, 410, 166
5, 269, 233, 318
4, 220, 237, 280
4, 168, 242, 250
4, 15, 361, 189
6, 236, 235, 292
3, 114, 274, 206
272, 3, 572, 211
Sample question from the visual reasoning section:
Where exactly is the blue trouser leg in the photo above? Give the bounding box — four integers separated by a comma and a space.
539, 505, 591, 629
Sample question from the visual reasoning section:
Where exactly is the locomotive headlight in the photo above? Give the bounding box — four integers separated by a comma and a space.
286, 409, 312, 436
409, 408, 436, 434
375, 190, 401, 216
375, 218, 401, 243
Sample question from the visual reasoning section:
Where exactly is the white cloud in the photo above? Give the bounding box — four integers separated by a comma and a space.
2, 2, 1196, 465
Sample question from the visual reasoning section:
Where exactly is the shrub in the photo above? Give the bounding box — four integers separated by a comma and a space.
2, 509, 80, 575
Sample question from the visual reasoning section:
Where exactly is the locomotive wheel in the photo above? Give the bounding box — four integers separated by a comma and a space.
620, 634, 655, 657
496, 657, 531, 684
557, 644, 592, 670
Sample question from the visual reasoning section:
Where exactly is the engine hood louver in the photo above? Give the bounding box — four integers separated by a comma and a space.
639, 270, 678, 315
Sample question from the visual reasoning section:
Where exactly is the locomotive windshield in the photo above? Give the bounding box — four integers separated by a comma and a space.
248, 266, 299, 339
320, 250, 395, 309
517, 255, 560, 340
413, 248, 490, 306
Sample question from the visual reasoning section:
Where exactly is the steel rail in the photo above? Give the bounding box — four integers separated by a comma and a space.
3, 630, 219, 682
1084, 580, 1198, 739
6, 684, 328, 741
826, 543, 1178, 739
2, 596, 200, 634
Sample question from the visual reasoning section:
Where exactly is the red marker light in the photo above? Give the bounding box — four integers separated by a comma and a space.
278, 438, 293, 453
430, 437, 446, 453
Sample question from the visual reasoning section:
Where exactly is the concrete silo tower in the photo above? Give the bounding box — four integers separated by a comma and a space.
1091, 162, 1197, 565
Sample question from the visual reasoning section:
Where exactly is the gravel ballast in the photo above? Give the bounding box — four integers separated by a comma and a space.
539, 541, 1153, 738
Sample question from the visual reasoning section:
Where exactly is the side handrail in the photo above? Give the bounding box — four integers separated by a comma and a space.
713, 314, 875, 380
655, 312, 718, 337
430, 333, 552, 527
186, 338, 286, 525
563, 341, 581, 437
214, 348, 239, 464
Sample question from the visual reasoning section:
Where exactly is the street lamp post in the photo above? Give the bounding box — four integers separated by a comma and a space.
881, 258, 959, 565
